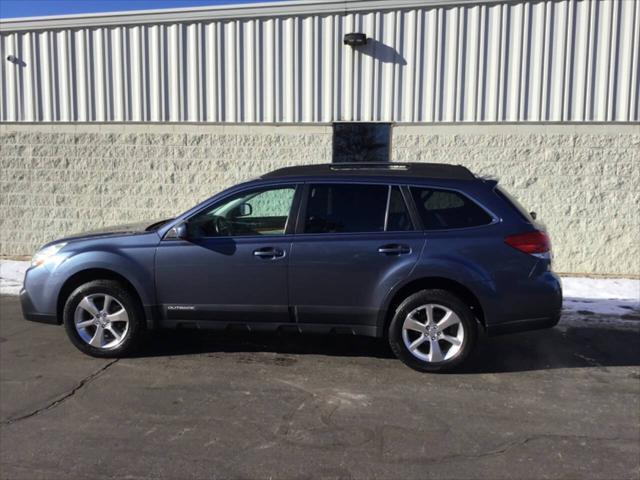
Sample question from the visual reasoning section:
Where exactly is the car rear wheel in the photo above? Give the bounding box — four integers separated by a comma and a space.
63, 280, 144, 357
388, 289, 477, 372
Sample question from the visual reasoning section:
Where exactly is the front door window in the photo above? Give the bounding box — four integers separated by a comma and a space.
187, 186, 296, 238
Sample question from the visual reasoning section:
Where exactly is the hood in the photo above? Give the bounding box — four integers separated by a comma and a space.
55, 219, 172, 244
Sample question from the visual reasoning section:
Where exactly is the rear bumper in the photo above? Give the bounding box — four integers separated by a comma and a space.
20, 288, 59, 325
485, 270, 562, 335
486, 314, 560, 336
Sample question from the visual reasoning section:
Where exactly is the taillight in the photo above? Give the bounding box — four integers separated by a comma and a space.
504, 231, 550, 255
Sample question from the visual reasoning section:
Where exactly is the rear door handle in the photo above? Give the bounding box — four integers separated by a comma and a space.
253, 247, 285, 259
378, 244, 411, 255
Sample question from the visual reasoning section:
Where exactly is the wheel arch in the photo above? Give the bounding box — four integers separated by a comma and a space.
56, 268, 146, 326
380, 276, 487, 336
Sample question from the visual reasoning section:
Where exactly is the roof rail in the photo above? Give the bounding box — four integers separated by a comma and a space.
261, 162, 476, 180
330, 163, 409, 171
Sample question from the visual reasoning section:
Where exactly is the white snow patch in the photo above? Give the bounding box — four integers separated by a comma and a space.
561, 277, 639, 300
561, 277, 640, 316
1, 260, 639, 319
0, 260, 28, 295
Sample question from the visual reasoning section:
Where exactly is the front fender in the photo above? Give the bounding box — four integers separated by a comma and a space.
25, 236, 157, 319
54, 251, 156, 306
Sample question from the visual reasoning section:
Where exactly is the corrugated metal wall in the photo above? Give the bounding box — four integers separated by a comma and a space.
1, 0, 639, 123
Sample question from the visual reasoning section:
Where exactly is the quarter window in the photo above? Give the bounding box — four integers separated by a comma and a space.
410, 187, 493, 230
187, 186, 296, 237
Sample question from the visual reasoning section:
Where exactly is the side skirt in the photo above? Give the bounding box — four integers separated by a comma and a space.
158, 319, 379, 337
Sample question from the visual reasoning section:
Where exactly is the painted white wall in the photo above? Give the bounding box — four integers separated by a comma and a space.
1, 122, 638, 275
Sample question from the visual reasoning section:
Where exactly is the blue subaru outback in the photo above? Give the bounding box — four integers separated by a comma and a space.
21, 163, 562, 372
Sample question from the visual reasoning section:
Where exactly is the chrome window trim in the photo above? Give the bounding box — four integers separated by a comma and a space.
383, 186, 392, 231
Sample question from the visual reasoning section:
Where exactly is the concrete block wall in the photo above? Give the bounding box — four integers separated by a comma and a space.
393, 124, 640, 276
0, 124, 331, 256
1, 122, 638, 275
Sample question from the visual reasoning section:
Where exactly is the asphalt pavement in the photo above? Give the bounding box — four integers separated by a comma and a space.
1, 294, 639, 479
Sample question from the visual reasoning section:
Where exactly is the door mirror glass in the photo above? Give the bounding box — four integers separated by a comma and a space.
230, 202, 253, 218
165, 222, 188, 240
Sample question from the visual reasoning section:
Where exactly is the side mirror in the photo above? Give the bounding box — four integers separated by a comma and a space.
232, 202, 252, 218
165, 222, 188, 240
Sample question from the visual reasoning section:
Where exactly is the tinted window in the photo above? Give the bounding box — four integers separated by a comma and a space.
387, 186, 413, 231
411, 187, 492, 230
333, 123, 391, 163
187, 186, 295, 237
304, 184, 388, 233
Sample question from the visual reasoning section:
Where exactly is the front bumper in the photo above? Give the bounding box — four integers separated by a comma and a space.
20, 288, 58, 324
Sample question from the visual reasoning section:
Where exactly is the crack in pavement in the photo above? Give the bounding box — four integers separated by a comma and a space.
403, 433, 629, 466
2, 359, 119, 426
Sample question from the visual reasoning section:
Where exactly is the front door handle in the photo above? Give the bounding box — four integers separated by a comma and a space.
378, 244, 411, 255
253, 247, 285, 259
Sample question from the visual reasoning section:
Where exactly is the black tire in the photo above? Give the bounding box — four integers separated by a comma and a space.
388, 289, 478, 372
63, 279, 145, 358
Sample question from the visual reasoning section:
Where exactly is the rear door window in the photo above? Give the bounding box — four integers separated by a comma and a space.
410, 187, 493, 230
305, 184, 404, 234
386, 186, 413, 231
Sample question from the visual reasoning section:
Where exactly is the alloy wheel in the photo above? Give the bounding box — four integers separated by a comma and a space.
74, 293, 130, 349
401, 303, 465, 363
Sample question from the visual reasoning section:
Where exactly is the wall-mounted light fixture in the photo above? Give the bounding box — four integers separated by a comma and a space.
343, 33, 367, 47
6, 55, 26, 67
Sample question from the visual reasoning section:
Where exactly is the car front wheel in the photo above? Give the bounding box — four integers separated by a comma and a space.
388, 289, 478, 372
63, 280, 144, 357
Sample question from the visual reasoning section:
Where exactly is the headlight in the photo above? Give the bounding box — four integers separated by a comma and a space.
31, 243, 67, 267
